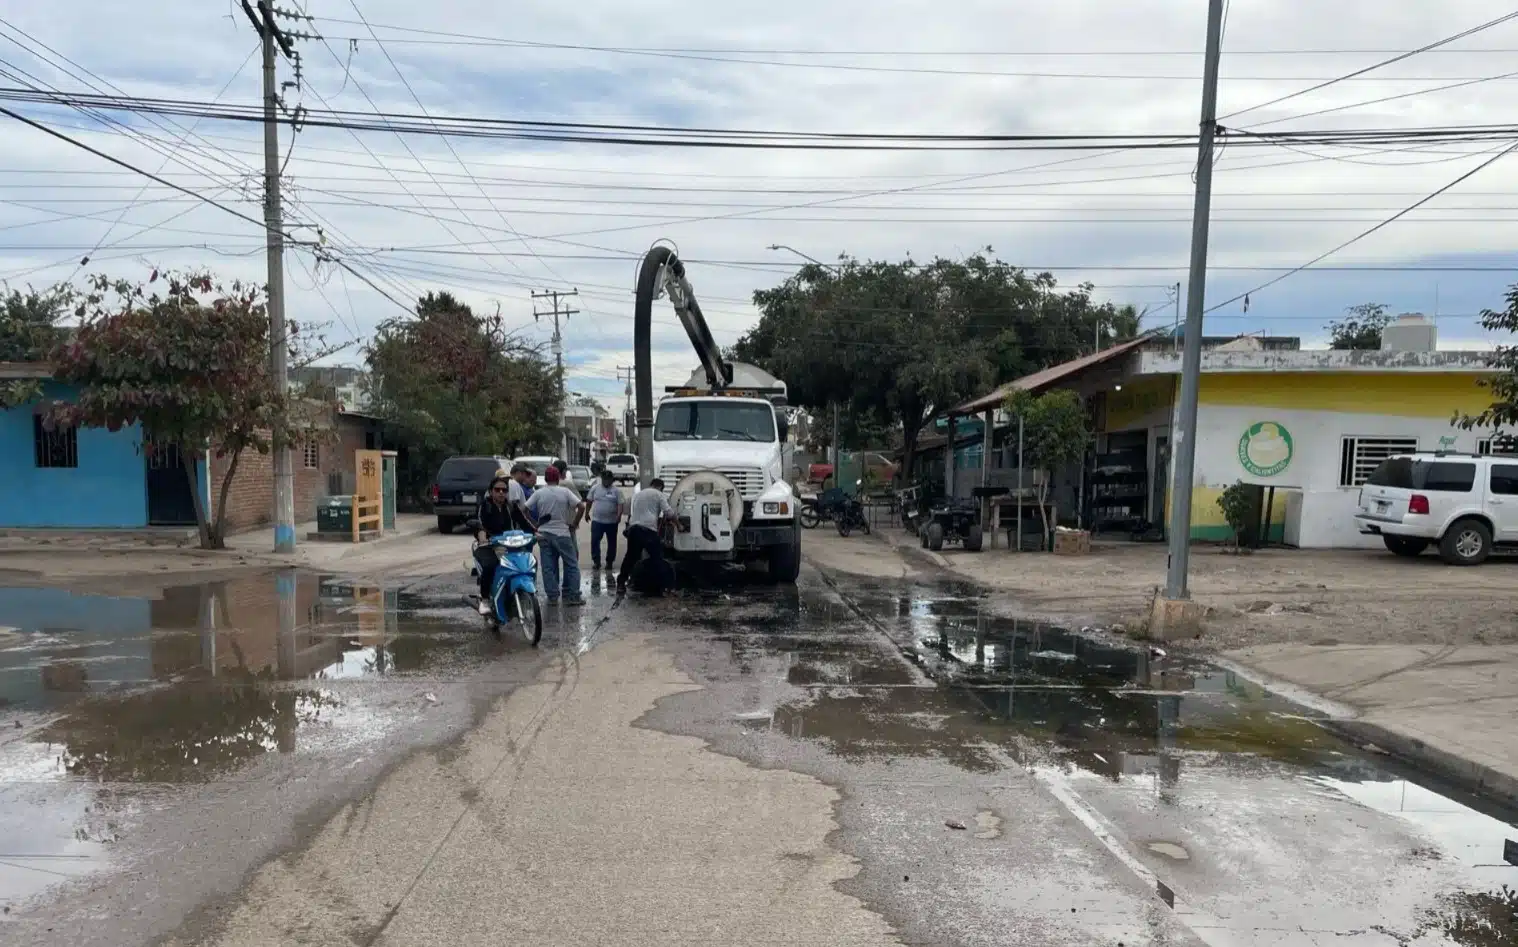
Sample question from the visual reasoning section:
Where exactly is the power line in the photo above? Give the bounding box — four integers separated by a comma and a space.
1220, 9, 1518, 122
1205, 138, 1518, 313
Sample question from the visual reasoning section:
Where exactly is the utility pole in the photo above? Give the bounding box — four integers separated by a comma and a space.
533, 289, 579, 456
831, 402, 841, 468
1171, 282, 1182, 352
240, 0, 310, 554
1163, 0, 1226, 601
616, 365, 635, 448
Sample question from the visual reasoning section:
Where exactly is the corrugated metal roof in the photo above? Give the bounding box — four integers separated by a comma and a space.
948, 336, 1150, 415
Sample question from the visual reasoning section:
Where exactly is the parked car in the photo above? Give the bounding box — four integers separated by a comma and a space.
605, 452, 639, 484
511, 455, 562, 488
567, 465, 595, 495
432, 455, 512, 534
1354, 451, 1518, 565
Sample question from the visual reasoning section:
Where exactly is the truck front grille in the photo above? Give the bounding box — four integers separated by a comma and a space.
660, 466, 766, 499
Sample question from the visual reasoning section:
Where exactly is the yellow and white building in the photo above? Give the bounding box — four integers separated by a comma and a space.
949, 320, 1504, 548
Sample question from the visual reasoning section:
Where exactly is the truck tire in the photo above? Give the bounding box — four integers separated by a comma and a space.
437, 515, 455, 535
926, 522, 945, 551
1439, 518, 1491, 566
1382, 535, 1428, 558
768, 523, 802, 583
964, 523, 984, 552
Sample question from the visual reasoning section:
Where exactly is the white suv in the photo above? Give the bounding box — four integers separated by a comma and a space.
1354, 452, 1518, 565
604, 453, 639, 485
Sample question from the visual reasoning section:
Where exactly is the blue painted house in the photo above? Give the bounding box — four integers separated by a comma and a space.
0, 364, 206, 529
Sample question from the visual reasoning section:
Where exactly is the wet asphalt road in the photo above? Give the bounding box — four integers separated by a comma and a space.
2, 555, 1517, 945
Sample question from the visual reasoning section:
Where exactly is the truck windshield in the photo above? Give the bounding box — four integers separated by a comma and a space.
655, 401, 776, 443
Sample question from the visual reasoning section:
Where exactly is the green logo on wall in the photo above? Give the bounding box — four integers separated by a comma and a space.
1238, 421, 1293, 477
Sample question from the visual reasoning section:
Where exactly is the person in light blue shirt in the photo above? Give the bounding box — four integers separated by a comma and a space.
585, 468, 625, 570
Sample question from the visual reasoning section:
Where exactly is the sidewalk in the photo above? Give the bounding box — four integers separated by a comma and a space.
1222, 642, 1518, 807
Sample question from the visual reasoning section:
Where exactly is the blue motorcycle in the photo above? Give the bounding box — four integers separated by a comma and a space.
470, 529, 543, 646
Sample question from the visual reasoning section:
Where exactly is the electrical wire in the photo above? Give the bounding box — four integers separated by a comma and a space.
1220, 9, 1518, 122
1205, 137, 1518, 313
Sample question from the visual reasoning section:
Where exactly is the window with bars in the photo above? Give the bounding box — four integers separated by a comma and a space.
303, 442, 319, 469
1477, 437, 1518, 456
33, 415, 78, 468
1339, 436, 1418, 487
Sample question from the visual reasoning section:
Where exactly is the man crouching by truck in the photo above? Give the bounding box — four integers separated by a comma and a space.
617, 478, 674, 596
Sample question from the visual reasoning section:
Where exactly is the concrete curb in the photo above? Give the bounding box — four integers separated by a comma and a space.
1215, 655, 1518, 809
1325, 720, 1518, 810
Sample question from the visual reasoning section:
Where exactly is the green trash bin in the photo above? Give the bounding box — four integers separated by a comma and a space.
317, 495, 353, 535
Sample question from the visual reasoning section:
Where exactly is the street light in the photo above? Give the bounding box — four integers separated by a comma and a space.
767, 244, 836, 270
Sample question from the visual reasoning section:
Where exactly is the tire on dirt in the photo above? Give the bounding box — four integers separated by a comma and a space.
964, 523, 983, 552
1382, 534, 1428, 558
1439, 517, 1491, 566
926, 522, 945, 551
437, 515, 455, 534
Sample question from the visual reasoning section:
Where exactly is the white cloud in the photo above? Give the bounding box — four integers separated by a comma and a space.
2, 0, 1518, 400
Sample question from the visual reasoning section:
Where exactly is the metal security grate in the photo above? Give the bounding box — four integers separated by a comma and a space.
1478, 437, 1518, 456
1339, 436, 1419, 487
33, 414, 78, 468
659, 467, 766, 499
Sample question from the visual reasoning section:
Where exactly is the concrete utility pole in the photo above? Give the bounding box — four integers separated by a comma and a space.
1164, 0, 1226, 600
616, 365, 635, 446
240, 0, 307, 553
533, 289, 579, 456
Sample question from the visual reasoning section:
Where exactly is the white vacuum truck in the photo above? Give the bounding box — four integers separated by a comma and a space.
632, 245, 802, 583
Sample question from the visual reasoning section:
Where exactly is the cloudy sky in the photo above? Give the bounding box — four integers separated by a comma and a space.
2, 0, 1517, 413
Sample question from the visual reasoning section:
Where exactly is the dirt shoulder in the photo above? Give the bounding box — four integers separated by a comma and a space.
803, 526, 1518, 650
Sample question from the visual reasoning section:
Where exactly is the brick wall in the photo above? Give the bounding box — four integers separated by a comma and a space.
210, 446, 323, 532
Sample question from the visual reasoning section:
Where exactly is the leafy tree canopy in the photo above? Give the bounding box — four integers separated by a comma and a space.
48, 269, 333, 549
732, 250, 1137, 475
365, 291, 558, 502
1327, 302, 1391, 350
0, 284, 72, 407
1455, 284, 1518, 442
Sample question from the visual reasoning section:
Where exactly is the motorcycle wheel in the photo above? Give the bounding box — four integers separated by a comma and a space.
800, 507, 820, 529
836, 517, 852, 537
515, 589, 542, 647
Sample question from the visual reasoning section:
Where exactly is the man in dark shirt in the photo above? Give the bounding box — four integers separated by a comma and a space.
473, 476, 522, 612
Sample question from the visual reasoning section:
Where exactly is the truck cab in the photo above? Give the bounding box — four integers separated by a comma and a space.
652, 366, 800, 581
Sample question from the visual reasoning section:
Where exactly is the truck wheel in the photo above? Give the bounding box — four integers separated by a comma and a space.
926, 522, 945, 551
437, 516, 455, 534
1382, 535, 1428, 558
1439, 518, 1491, 566
768, 523, 802, 583
964, 523, 984, 552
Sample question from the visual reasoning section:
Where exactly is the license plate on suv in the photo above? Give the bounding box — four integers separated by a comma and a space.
462, 493, 478, 503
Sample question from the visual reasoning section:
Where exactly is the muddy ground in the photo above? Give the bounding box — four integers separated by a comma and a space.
806, 526, 1518, 651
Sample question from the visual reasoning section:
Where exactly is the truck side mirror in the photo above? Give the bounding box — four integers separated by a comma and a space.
776, 411, 789, 442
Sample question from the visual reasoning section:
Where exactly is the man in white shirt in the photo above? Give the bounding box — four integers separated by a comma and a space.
617, 478, 674, 595
525, 466, 586, 605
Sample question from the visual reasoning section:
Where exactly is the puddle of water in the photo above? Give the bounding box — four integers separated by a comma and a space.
0, 573, 502, 716
720, 581, 1518, 934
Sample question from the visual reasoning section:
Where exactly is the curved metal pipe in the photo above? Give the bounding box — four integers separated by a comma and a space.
633, 245, 674, 487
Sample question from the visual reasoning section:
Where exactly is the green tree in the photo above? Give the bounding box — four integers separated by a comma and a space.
47, 270, 332, 549
1004, 388, 1089, 543
365, 291, 558, 504
0, 284, 72, 407
1327, 302, 1391, 350
1454, 285, 1518, 442
1216, 480, 1253, 551
733, 251, 1128, 479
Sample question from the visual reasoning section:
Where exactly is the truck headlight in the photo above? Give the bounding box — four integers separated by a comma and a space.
762, 501, 789, 515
